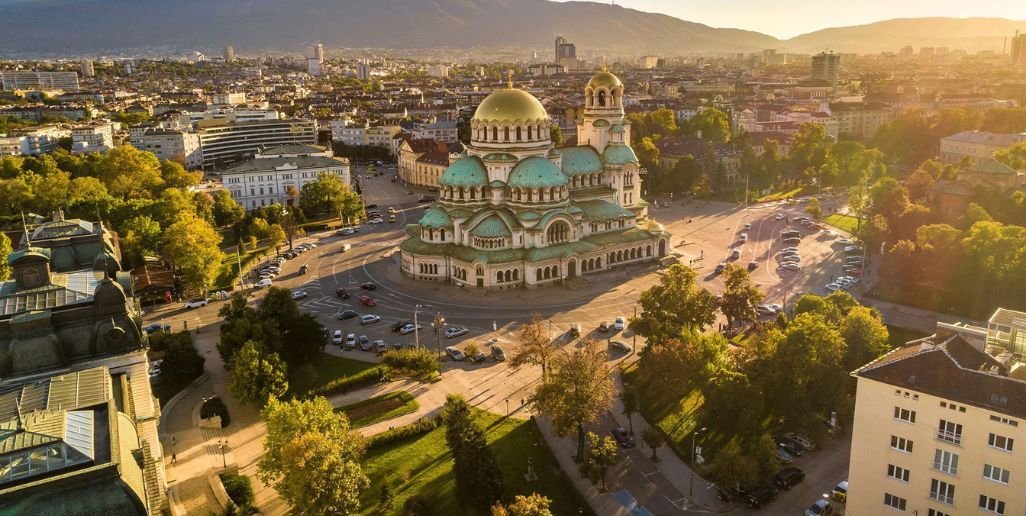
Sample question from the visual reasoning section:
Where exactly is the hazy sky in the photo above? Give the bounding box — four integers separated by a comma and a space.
556, 0, 1026, 38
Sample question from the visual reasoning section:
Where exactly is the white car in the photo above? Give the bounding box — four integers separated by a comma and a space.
445, 326, 469, 338
376, 340, 389, 352
743, 223, 752, 231
183, 298, 208, 309
365, 339, 380, 352
445, 346, 466, 361
345, 333, 356, 348
399, 323, 420, 335
774, 213, 785, 220
291, 290, 308, 300
837, 238, 852, 245
360, 314, 382, 325
739, 233, 748, 243
756, 304, 776, 316
613, 316, 625, 331
767, 303, 783, 313
331, 330, 343, 345
368, 218, 384, 224
778, 263, 801, 272
826, 283, 841, 292
255, 278, 273, 288
823, 229, 837, 238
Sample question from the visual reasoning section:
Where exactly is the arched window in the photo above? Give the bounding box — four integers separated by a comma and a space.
513, 269, 519, 281
546, 221, 571, 244
527, 189, 533, 202
596, 257, 601, 268
516, 127, 522, 141
496, 271, 503, 283
469, 187, 476, 200
536, 269, 542, 282
477, 266, 484, 276
492, 126, 498, 141
504, 127, 510, 141
527, 126, 533, 140
440, 229, 446, 240
458, 188, 464, 200
598, 90, 606, 106
544, 267, 551, 280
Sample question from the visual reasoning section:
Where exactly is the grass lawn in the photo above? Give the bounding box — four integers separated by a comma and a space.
823, 213, 859, 234
338, 391, 419, 428
360, 411, 593, 516
755, 184, 816, 203
289, 353, 380, 396
212, 247, 267, 291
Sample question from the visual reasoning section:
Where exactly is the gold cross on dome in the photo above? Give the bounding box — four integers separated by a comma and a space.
507, 70, 514, 89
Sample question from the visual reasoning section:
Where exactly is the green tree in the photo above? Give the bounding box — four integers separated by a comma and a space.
510, 315, 558, 379
0, 232, 12, 280
95, 145, 164, 198
630, 263, 719, 341
709, 440, 758, 492
621, 384, 639, 435
0, 176, 33, 213
119, 215, 162, 268
30, 170, 71, 214
638, 332, 727, 400
805, 197, 823, 221
442, 395, 504, 513
582, 431, 618, 491
904, 169, 936, 203
300, 173, 362, 222
647, 107, 679, 136
159, 159, 202, 189
634, 137, 660, 171
229, 341, 289, 406
159, 332, 206, 383
258, 397, 369, 515
641, 427, 662, 461
212, 190, 245, 227
839, 306, 891, 371
963, 202, 993, 227
491, 494, 553, 516
994, 140, 1026, 170
532, 341, 614, 461
161, 214, 225, 291
549, 125, 563, 147
719, 264, 765, 328
687, 108, 730, 142
788, 123, 830, 179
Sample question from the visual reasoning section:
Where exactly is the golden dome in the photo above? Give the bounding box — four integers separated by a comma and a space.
587, 71, 622, 89
472, 89, 549, 123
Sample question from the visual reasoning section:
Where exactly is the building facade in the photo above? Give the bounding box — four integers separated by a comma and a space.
829, 101, 895, 140
196, 118, 317, 170
847, 312, 1026, 516
221, 145, 350, 210
133, 129, 203, 169
0, 71, 80, 91
399, 72, 669, 289
939, 131, 1026, 164
71, 121, 115, 154
412, 121, 459, 143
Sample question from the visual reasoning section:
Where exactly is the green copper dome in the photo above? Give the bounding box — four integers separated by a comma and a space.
419, 206, 453, 229
559, 146, 602, 175
440, 156, 488, 187
603, 143, 639, 165
588, 71, 622, 89
507, 156, 568, 189
470, 214, 512, 238
472, 89, 549, 123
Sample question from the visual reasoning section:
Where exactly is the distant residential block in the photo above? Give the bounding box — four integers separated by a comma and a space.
0, 71, 80, 91
939, 130, 1026, 164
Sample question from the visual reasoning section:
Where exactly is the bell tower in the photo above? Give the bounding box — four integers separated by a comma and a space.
578, 71, 626, 154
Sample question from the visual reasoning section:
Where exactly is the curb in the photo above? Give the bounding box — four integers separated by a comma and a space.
160, 372, 209, 428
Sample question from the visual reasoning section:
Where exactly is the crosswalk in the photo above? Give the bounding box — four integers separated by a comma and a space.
299, 295, 345, 311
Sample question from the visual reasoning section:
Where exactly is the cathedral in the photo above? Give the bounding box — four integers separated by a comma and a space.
399, 71, 669, 289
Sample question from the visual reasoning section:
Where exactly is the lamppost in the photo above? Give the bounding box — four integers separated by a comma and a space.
414, 304, 424, 349
432, 313, 446, 358
217, 439, 228, 469
279, 206, 295, 251
691, 427, 707, 465
505, 398, 509, 417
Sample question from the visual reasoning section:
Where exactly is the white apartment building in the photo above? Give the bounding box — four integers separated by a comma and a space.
221, 146, 350, 210
211, 92, 247, 105
412, 121, 459, 143
70, 122, 114, 154
428, 64, 449, 78
829, 101, 895, 140
848, 310, 1026, 516
181, 107, 278, 127
0, 136, 26, 156
16, 125, 65, 155
330, 120, 366, 146
939, 131, 1026, 165
196, 118, 317, 170
133, 129, 203, 169
0, 71, 80, 91
365, 125, 402, 152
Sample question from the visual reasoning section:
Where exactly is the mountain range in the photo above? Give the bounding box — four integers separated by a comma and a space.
0, 0, 1021, 57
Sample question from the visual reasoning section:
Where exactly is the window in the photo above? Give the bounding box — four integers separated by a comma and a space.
929, 478, 955, 504
891, 435, 913, 453
990, 415, 1019, 427
894, 407, 916, 423
887, 464, 910, 482
933, 449, 958, 475
883, 493, 907, 510
983, 464, 1010, 484
979, 495, 1005, 514
988, 433, 1014, 452
937, 419, 962, 445
928, 510, 950, 516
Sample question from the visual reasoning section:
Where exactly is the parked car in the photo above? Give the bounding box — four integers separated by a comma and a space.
756, 305, 776, 316
368, 218, 384, 224
609, 340, 633, 353
376, 340, 389, 353
730, 249, 741, 260
748, 260, 759, 271
417, 195, 435, 203
779, 440, 804, 457
149, 360, 162, 378
836, 238, 852, 245
715, 262, 727, 273
359, 295, 377, 307
365, 339, 380, 352
491, 345, 506, 362
255, 278, 273, 288
399, 323, 420, 335
739, 233, 748, 243
777, 447, 793, 464
445, 326, 469, 338
610, 427, 635, 448
613, 316, 625, 331
365, 203, 379, 209
336, 227, 357, 236
717, 486, 747, 503
291, 290, 308, 300
361, 282, 377, 290
774, 213, 785, 220
804, 499, 834, 516
142, 323, 171, 334
778, 263, 801, 273
831, 480, 848, 502
391, 320, 413, 332
360, 314, 381, 325
183, 298, 208, 309
784, 432, 816, 451
743, 223, 752, 231
774, 467, 806, 489
344, 333, 356, 348
599, 321, 610, 332
569, 323, 582, 338
782, 237, 802, 245
744, 485, 778, 509
445, 346, 466, 361
298, 264, 309, 275
337, 310, 358, 320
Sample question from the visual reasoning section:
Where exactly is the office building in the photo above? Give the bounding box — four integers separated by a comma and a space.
1012, 31, 1026, 66
847, 310, 1026, 516
196, 118, 317, 170
357, 62, 371, 81
0, 71, 80, 91
71, 121, 115, 154
640, 55, 659, 69
811, 52, 840, 85
314, 43, 324, 63
555, 36, 577, 69
412, 120, 459, 143
307, 57, 321, 77
330, 120, 366, 146
939, 130, 1026, 164
211, 92, 247, 106
428, 64, 449, 78
221, 145, 349, 210
133, 129, 203, 170
80, 60, 95, 77
224, 45, 235, 63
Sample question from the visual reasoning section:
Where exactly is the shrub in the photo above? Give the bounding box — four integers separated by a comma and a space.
158, 332, 205, 382
381, 347, 440, 377
366, 417, 440, 449
219, 472, 254, 509
201, 396, 231, 428
307, 366, 384, 397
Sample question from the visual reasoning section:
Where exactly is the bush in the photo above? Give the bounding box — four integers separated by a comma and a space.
201, 396, 231, 428
158, 332, 205, 382
403, 494, 433, 516
366, 417, 440, 449
381, 347, 440, 377
307, 366, 385, 397
219, 472, 254, 509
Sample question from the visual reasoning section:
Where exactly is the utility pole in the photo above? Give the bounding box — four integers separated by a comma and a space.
433, 312, 445, 358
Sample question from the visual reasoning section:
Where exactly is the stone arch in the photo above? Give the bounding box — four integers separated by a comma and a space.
536, 269, 542, 282
646, 245, 652, 257
492, 126, 498, 141
505, 270, 512, 282
598, 89, 607, 107
543, 267, 551, 280
616, 250, 623, 262
496, 271, 503, 283
513, 269, 519, 281
546, 220, 571, 244
527, 125, 533, 140
658, 239, 666, 257
568, 259, 576, 278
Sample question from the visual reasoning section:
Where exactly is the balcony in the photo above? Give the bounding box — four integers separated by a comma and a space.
936, 429, 962, 446
932, 461, 958, 476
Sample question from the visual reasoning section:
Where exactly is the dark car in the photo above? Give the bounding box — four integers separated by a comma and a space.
774, 467, 806, 490
360, 282, 377, 290
778, 439, 805, 457
744, 485, 778, 509
417, 196, 434, 203
299, 264, 309, 275
142, 323, 171, 334
335, 288, 350, 299
747, 260, 759, 271
365, 204, 378, 209
610, 427, 635, 449
337, 310, 358, 320
391, 320, 413, 332
782, 237, 802, 245
717, 486, 747, 503
598, 321, 610, 332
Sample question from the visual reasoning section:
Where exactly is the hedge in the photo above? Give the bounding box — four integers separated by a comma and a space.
366, 417, 440, 450
307, 366, 386, 397
219, 472, 254, 509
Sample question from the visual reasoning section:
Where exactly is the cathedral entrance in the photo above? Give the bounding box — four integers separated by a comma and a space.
567, 259, 577, 279
658, 239, 666, 257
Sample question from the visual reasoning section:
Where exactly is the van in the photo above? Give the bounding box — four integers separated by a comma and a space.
491, 345, 506, 362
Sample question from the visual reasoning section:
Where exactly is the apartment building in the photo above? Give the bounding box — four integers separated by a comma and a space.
939, 131, 1026, 165
221, 145, 350, 210
365, 125, 402, 152
330, 120, 366, 146
412, 120, 459, 143
0, 71, 80, 91
70, 121, 115, 154
196, 118, 317, 170
0, 135, 26, 156
17, 125, 66, 155
829, 101, 895, 140
848, 309, 1026, 516
133, 129, 203, 169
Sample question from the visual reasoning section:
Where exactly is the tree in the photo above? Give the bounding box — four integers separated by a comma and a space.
229, 341, 289, 406
804, 197, 823, 221
687, 108, 730, 142
621, 384, 639, 435
510, 315, 558, 379
442, 395, 504, 513
549, 125, 563, 147
719, 264, 765, 328
994, 140, 1026, 170
300, 173, 362, 222
709, 440, 758, 492
161, 214, 225, 291
491, 494, 553, 516
905, 169, 936, 203
637, 332, 727, 400
839, 306, 891, 372
160, 332, 206, 383
582, 432, 618, 491
212, 190, 245, 227
119, 215, 162, 268
788, 123, 830, 179
160, 159, 202, 189
630, 263, 719, 342
532, 341, 614, 461
258, 397, 368, 515
634, 137, 660, 171
963, 202, 993, 227
95, 145, 164, 198
0, 232, 11, 281
30, 169, 71, 214
642, 427, 662, 461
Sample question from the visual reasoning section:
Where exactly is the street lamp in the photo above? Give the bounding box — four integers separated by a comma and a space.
432, 313, 446, 358
414, 304, 424, 349
691, 426, 707, 465
217, 439, 228, 469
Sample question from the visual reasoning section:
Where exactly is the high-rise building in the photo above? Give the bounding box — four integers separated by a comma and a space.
1012, 30, 1026, 66
357, 61, 370, 81
0, 71, 80, 91
554, 35, 576, 69
315, 43, 324, 63
196, 118, 317, 170
847, 309, 1026, 516
224, 45, 235, 62
307, 57, 322, 76
428, 64, 449, 78
899, 45, 914, 59
80, 59, 95, 77
811, 52, 840, 85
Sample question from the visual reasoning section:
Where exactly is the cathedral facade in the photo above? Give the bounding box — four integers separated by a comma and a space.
399, 71, 669, 289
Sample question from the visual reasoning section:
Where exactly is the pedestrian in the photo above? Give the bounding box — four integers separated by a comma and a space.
171, 453, 177, 464
521, 398, 525, 406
